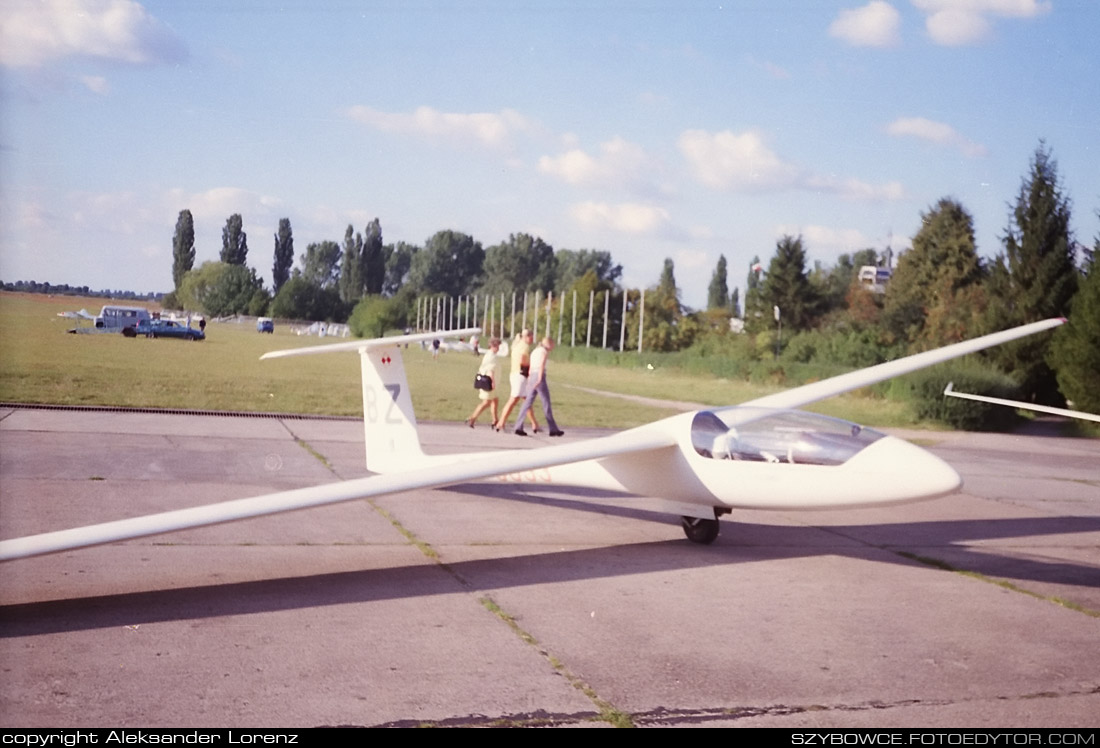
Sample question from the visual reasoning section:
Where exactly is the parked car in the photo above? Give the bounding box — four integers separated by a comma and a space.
257, 317, 274, 333
128, 319, 205, 341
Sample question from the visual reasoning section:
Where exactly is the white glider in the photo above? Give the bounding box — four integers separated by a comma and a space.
57, 309, 95, 320
0, 318, 1066, 560
943, 382, 1100, 424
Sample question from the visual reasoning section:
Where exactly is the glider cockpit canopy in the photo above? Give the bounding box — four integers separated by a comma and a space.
690, 407, 885, 466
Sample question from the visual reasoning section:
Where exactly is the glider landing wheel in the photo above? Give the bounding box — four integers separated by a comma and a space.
681, 515, 720, 545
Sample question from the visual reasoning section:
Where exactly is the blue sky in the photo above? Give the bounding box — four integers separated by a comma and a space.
2, 0, 1097, 309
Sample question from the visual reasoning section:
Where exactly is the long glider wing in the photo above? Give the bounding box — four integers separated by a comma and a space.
741, 318, 1066, 411
0, 424, 675, 562
943, 381, 1100, 423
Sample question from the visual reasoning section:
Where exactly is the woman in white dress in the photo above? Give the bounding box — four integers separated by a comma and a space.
466, 338, 501, 428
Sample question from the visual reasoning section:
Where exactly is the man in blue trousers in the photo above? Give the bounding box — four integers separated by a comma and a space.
513, 337, 564, 437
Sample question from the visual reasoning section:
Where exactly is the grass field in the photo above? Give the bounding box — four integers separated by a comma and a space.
0, 292, 919, 429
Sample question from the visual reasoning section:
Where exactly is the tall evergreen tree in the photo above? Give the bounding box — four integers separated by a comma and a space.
220, 214, 248, 265
762, 235, 817, 331
172, 209, 195, 290
985, 143, 1078, 403
1049, 222, 1099, 413
883, 198, 985, 349
272, 218, 294, 294
707, 255, 730, 311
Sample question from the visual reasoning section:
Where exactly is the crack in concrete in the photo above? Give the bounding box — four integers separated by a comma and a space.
355, 683, 1100, 727
365, 500, 633, 727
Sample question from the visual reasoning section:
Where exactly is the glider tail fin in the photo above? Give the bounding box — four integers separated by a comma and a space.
358, 342, 426, 473
260, 328, 481, 474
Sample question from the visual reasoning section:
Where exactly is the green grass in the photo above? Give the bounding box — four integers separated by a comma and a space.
0, 291, 922, 429
549, 356, 917, 427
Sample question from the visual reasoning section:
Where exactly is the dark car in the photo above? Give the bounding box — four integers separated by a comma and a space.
256, 318, 274, 333
128, 319, 205, 341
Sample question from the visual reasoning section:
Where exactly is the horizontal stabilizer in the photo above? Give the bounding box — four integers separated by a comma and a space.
261, 328, 482, 360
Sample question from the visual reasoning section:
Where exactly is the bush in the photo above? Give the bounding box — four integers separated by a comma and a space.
270, 277, 344, 322
348, 294, 406, 338
900, 363, 1021, 431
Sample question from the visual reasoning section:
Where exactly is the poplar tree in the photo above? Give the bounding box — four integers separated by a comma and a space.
338, 225, 363, 303
220, 214, 248, 265
172, 209, 195, 290
707, 255, 730, 310
743, 255, 767, 332
362, 218, 386, 295
272, 218, 294, 294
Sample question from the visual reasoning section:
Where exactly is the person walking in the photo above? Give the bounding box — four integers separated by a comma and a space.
513, 337, 563, 437
495, 328, 540, 433
466, 338, 501, 428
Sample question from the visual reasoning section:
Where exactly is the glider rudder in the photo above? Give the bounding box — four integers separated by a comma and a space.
261, 328, 481, 473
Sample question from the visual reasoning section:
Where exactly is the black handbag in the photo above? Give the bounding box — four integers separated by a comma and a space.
474, 374, 493, 391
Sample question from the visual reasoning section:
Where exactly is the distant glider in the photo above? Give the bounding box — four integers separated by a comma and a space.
0, 318, 1066, 561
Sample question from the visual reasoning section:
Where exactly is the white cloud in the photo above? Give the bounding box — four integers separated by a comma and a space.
80, 75, 109, 94
71, 190, 157, 236
828, 2, 902, 47
776, 224, 874, 255
166, 187, 282, 219
803, 175, 906, 201
12, 200, 56, 232
346, 105, 535, 149
912, 0, 1051, 46
678, 129, 799, 192
924, 7, 991, 44
569, 201, 671, 235
886, 116, 988, 157
538, 137, 657, 192
679, 128, 903, 200
637, 91, 671, 107
0, 0, 186, 68
674, 248, 708, 270
760, 60, 791, 80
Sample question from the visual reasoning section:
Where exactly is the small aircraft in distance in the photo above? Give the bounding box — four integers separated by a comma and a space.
57, 308, 95, 321
0, 318, 1066, 561
943, 382, 1100, 424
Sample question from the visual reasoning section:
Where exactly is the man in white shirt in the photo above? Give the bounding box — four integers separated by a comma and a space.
513, 337, 563, 437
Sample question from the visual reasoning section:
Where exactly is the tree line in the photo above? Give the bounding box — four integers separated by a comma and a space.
0, 280, 159, 300
165, 142, 1097, 415
732, 143, 1096, 414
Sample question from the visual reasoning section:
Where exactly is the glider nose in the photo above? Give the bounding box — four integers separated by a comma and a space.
848, 435, 962, 504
